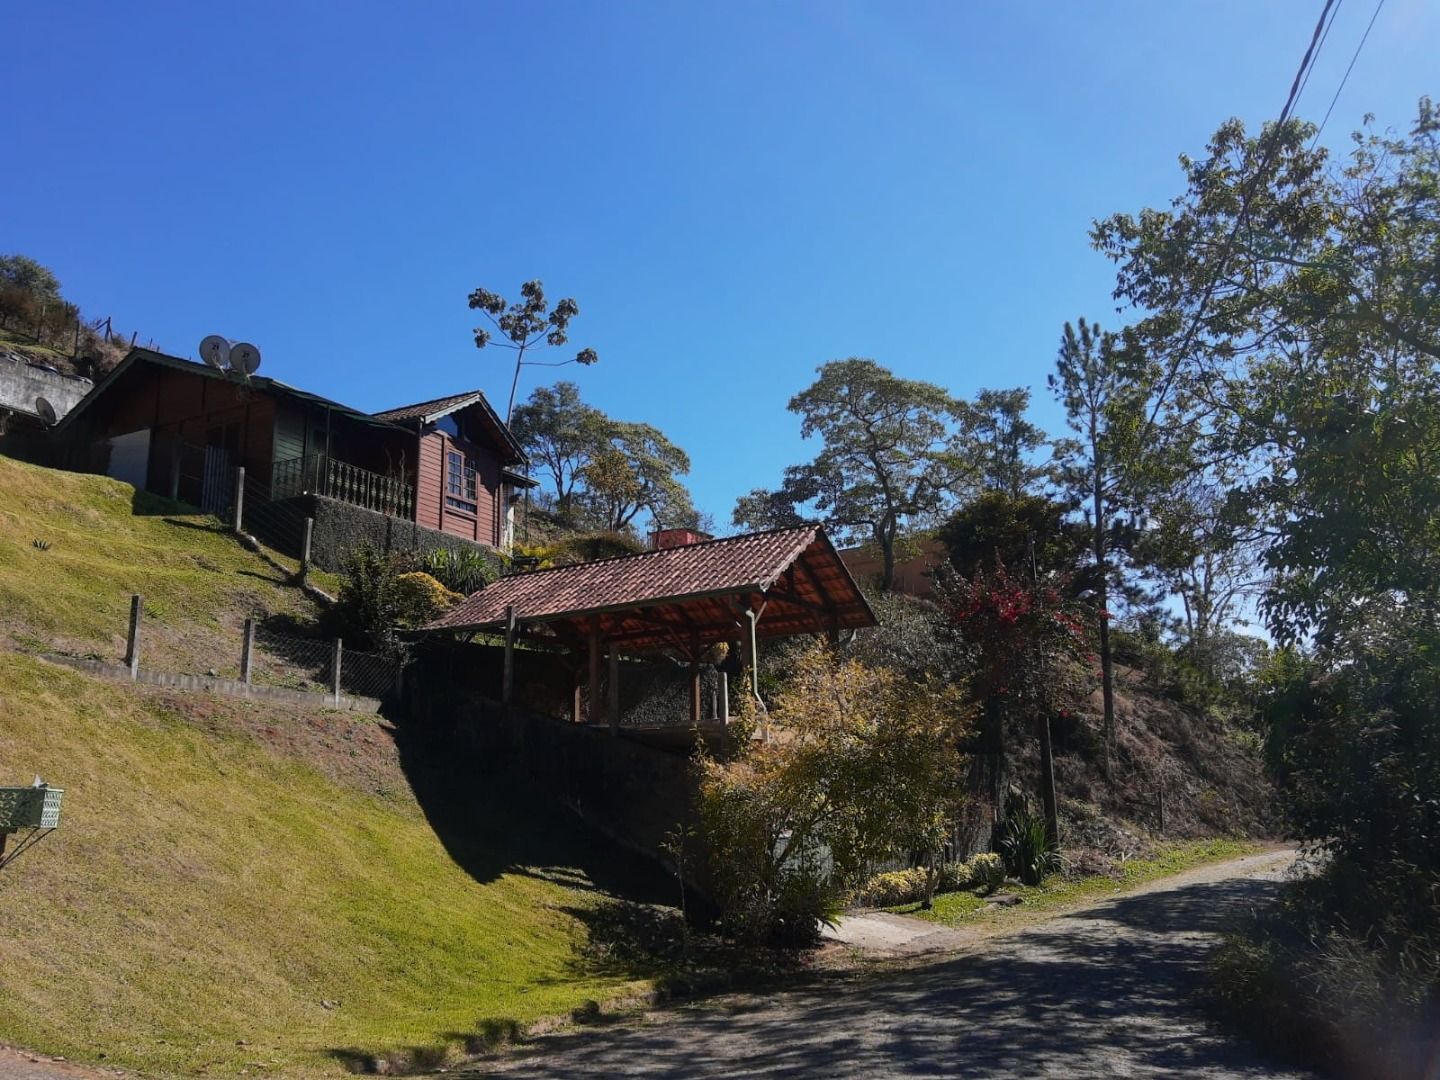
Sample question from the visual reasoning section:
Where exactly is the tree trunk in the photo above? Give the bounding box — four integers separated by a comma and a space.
1092, 461, 1116, 781
1037, 712, 1059, 851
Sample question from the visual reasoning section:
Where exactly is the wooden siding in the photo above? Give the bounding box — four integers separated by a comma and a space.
415, 421, 502, 546
416, 431, 444, 532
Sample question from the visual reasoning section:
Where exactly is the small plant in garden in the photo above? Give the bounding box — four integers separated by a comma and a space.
31, 538, 50, 551
420, 547, 496, 595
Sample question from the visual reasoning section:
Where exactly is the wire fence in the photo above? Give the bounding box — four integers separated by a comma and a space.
113, 593, 401, 705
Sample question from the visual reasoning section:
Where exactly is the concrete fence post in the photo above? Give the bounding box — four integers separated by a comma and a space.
124, 594, 143, 680
300, 517, 314, 586
232, 466, 245, 533
719, 671, 730, 725
331, 638, 343, 706
240, 618, 255, 685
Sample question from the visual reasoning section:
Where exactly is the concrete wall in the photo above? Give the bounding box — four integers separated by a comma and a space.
277, 494, 505, 575
0, 354, 91, 423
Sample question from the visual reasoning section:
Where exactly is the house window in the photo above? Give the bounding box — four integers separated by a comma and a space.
446, 450, 477, 514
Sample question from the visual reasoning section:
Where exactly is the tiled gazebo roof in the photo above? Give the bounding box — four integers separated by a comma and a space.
424, 526, 876, 653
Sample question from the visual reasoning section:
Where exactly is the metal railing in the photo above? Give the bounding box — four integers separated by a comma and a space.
270, 453, 414, 518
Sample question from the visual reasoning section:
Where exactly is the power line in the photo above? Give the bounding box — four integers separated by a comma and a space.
1139, 0, 1339, 437
1311, 0, 1386, 147
1295, 0, 1344, 110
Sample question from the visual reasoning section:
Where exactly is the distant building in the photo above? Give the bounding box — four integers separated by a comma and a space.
839, 536, 948, 597
0, 351, 91, 431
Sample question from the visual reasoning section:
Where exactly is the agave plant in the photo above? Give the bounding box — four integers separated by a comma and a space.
998, 804, 1061, 886
421, 547, 496, 595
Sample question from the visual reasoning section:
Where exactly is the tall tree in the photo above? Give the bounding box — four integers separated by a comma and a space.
582, 421, 695, 532
1095, 101, 1440, 958
468, 280, 598, 423
509, 381, 609, 517
733, 358, 971, 590
1048, 319, 1164, 775
961, 387, 1048, 497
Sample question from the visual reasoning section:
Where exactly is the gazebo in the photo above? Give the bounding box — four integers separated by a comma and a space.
422, 525, 877, 733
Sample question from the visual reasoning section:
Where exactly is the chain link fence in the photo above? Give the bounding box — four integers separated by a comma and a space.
108, 593, 400, 706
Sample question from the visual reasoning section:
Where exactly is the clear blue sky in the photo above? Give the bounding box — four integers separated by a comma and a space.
5, 2, 1435, 527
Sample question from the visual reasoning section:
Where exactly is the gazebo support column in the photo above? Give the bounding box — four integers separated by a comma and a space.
742, 605, 760, 698
502, 604, 517, 706
689, 657, 702, 728
588, 621, 602, 726
607, 642, 620, 735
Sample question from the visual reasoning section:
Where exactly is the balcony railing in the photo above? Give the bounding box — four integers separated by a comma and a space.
270, 454, 414, 518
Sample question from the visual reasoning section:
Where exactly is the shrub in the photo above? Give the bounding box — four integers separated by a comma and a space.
852, 853, 1006, 908
696, 646, 971, 945
333, 545, 409, 654
392, 572, 463, 627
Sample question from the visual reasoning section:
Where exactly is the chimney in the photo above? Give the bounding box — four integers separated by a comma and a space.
649, 528, 713, 551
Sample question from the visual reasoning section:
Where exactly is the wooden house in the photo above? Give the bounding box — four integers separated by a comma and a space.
54, 347, 532, 551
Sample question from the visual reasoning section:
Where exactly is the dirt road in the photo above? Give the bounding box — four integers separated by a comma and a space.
466, 850, 1306, 1078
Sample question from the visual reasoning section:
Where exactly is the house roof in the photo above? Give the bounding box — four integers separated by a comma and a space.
424, 525, 877, 653
54, 348, 400, 434
373, 389, 526, 464
372, 391, 483, 424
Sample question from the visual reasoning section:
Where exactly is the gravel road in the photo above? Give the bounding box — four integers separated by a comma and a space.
465, 850, 1307, 1079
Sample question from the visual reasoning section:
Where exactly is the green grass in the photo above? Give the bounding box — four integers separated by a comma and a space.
0, 454, 321, 668
0, 653, 662, 1077
895, 839, 1261, 927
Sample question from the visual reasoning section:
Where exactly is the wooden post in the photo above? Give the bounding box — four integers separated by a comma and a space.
502, 604, 517, 705
588, 620, 602, 726
125, 594, 143, 679
300, 517, 314, 585
232, 466, 245, 532
607, 642, 620, 735
1038, 713, 1060, 850
719, 671, 730, 724
571, 665, 583, 725
331, 638, 343, 706
240, 618, 255, 685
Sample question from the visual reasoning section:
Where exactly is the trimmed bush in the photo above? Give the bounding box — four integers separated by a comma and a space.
393, 572, 463, 627
853, 853, 1006, 908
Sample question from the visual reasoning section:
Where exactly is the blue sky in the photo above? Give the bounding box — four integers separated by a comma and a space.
5, 1, 1436, 527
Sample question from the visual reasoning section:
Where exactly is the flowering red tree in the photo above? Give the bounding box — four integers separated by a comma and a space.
939, 559, 1092, 852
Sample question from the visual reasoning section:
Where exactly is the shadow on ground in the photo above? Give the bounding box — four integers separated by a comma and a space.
456, 874, 1312, 1079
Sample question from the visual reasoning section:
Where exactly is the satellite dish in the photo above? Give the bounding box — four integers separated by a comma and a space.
229, 342, 261, 375
34, 397, 57, 426
199, 335, 231, 370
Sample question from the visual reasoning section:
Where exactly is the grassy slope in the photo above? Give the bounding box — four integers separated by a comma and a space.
0, 457, 667, 1075
0, 653, 659, 1077
0, 454, 320, 671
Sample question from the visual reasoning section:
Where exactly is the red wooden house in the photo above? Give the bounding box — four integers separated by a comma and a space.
54, 347, 532, 553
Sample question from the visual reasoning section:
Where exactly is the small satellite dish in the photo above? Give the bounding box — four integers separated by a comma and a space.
199, 335, 231, 370
229, 342, 261, 375
34, 397, 57, 426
